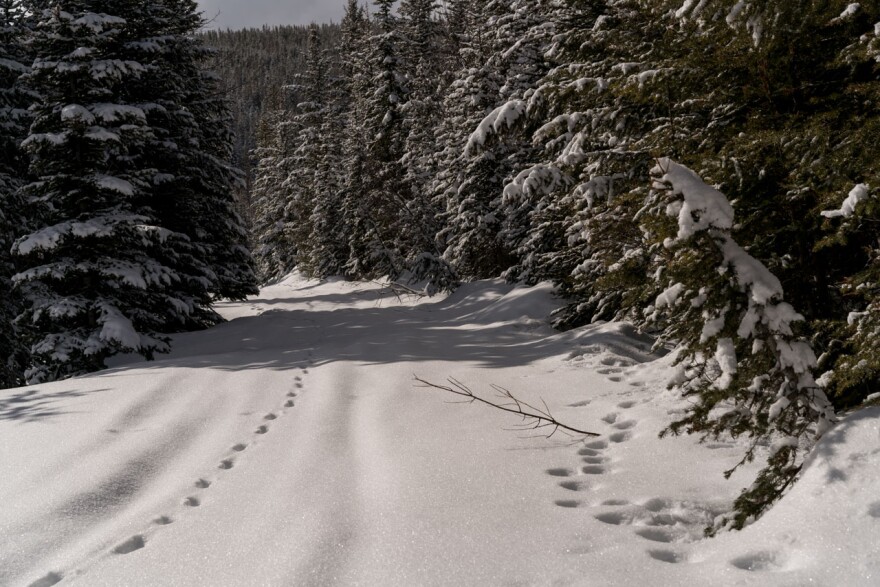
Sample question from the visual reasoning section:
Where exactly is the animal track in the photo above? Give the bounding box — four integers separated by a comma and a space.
578, 447, 602, 456
636, 528, 676, 543
731, 550, 786, 572
608, 376, 623, 382
295, 383, 303, 389
263, 413, 277, 420
613, 420, 637, 430
609, 431, 632, 443
546, 468, 575, 477
219, 459, 234, 469
195, 478, 211, 489
568, 400, 591, 407
555, 500, 582, 508
255, 425, 268, 434
232, 443, 247, 452
294, 376, 302, 382
559, 480, 589, 492
584, 440, 608, 450
629, 381, 646, 388
285, 399, 295, 407
113, 535, 145, 555
153, 516, 173, 525
617, 401, 636, 409
601, 499, 630, 506
28, 572, 63, 587
601, 413, 619, 424
595, 511, 627, 525
581, 465, 606, 475
868, 501, 880, 518
596, 367, 621, 375
649, 549, 687, 564
643, 498, 672, 512
600, 356, 633, 367
582, 456, 607, 465
184, 496, 200, 507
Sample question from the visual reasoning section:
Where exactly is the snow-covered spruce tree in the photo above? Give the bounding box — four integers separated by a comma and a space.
0, 0, 35, 387
250, 87, 298, 283
307, 37, 349, 279
15, 2, 189, 381
396, 0, 458, 292
434, 0, 514, 279
281, 25, 328, 275
646, 160, 836, 532
338, 0, 374, 279
129, 0, 257, 313
349, 0, 410, 280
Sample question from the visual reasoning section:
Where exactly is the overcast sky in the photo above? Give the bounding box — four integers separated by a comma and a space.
197, 0, 346, 30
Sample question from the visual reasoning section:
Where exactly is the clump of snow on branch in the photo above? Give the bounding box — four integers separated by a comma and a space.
821, 183, 870, 218
465, 100, 526, 156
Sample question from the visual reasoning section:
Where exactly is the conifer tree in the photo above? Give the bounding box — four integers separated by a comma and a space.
15, 0, 256, 381
0, 0, 34, 387
16, 2, 183, 381
434, 0, 512, 279
307, 36, 349, 278
350, 0, 409, 279
339, 0, 375, 279
251, 88, 297, 282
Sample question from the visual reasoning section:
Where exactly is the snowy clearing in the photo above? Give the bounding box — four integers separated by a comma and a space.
1, 274, 878, 586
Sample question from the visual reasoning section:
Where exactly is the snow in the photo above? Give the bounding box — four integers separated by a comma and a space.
821, 183, 870, 218
97, 304, 142, 350
1, 274, 878, 586
92, 103, 147, 123
838, 3, 861, 20
0, 57, 29, 73
719, 238, 783, 305
655, 282, 685, 309
465, 100, 527, 156
714, 338, 737, 390
655, 158, 734, 241
61, 104, 95, 124
71, 13, 126, 33
95, 175, 135, 196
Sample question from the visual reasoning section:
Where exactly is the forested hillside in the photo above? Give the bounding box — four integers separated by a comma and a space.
231, 0, 880, 528
198, 24, 340, 198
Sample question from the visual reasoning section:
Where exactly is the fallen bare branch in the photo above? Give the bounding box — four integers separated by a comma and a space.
414, 376, 600, 438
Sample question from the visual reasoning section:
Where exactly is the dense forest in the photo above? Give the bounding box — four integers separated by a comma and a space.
2, 0, 879, 531
222, 0, 880, 530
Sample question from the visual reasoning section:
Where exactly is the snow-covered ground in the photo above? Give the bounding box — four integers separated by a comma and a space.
1, 274, 878, 586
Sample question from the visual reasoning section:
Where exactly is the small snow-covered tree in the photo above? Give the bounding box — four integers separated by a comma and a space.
648, 160, 835, 532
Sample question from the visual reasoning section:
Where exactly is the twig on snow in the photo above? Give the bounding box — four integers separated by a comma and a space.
414, 376, 600, 438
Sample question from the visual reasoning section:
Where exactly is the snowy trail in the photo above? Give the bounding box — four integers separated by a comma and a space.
2, 275, 879, 586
